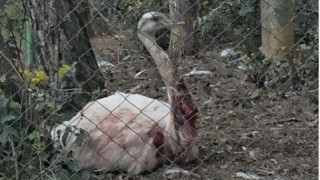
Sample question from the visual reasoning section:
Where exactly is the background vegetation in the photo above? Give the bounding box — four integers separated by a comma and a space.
0, 0, 318, 179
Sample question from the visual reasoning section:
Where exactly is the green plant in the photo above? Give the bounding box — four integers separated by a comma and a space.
0, 2, 24, 60
0, 90, 21, 147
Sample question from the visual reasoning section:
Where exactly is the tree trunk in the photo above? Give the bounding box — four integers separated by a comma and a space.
261, 0, 297, 85
55, 0, 104, 91
25, 0, 104, 92
184, 0, 199, 56
168, 0, 198, 59
261, 0, 294, 60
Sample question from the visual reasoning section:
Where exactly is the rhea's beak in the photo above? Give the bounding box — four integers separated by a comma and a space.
167, 21, 185, 27
173, 21, 185, 25
164, 15, 185, 27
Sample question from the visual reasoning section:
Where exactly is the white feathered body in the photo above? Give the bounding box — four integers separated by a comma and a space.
51, 92, 192, 174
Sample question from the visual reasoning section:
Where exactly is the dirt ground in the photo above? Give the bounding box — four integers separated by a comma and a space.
89, 36, 318, 180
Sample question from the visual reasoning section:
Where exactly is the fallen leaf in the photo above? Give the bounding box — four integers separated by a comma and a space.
235, 172, 261, 179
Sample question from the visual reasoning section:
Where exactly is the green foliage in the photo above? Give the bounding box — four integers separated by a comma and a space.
0, 90, 21, 147
295, 0, 318, 42
0, 2, 24, 59
91, 88, 107, 100
0, 88, 90, 179
28, 131, 46, 153
198, 0, 317, 89
198, 0, 259, 41
0, 0, 317, 178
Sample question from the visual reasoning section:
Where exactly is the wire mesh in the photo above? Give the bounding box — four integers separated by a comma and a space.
0, 0, 318, 179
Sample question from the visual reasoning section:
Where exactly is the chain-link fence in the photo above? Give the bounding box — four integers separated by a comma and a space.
0, 0, 318, 179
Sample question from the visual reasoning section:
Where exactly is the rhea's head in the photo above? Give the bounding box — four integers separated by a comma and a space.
137, 12, 184, 36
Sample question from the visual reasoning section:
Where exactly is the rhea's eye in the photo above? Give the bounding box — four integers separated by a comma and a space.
152, 16, 159, 22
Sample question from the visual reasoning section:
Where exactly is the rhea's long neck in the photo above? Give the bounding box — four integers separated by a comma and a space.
137, 32, 176, 87
138, 32, 198, 130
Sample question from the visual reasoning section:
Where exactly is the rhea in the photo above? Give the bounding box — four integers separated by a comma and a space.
51, 12, 198, 174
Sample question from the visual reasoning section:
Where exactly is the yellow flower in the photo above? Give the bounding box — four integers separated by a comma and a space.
58, 64, 71, 79
128, 5, 133, 11
137, 1, 143, 8
23, 70, 32, 81
31, 77, 41, 85
35, 70, 49, 84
